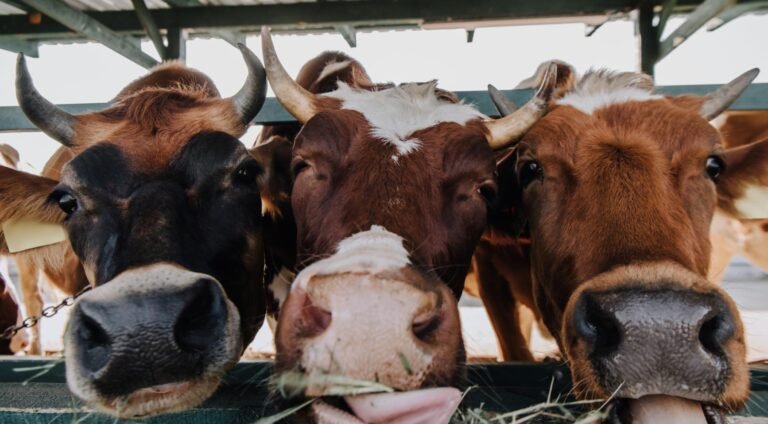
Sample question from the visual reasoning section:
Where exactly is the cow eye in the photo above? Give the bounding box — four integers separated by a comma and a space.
477, 182, 498, 204
518, 160, 543, 187
706, 155, 724, 181
291, 158, 309, 177
56, 192, 78, 215
234, 161, 261, 185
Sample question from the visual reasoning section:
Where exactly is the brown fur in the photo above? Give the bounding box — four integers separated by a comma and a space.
479, 69, 758, 409
0, 275, 19, 354
2, 61, 252, 355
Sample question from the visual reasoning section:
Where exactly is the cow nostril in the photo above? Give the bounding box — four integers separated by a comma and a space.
699, 313, 734, 357
576, 295, 622, 357
299, 297, 332, 338
174, 279, 227, 353
76, 308, 111, 373
412, 312, 441, 342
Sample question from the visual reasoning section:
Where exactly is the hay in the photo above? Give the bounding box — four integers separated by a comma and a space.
272, 370, 394, 399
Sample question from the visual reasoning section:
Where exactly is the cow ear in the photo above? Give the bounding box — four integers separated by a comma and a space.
716, 137, 768, 219
0, 167, 65, 254
515, 60, 577, 104
250, 135, 293, 218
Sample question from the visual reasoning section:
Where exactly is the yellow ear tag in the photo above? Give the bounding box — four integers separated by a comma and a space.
2, 218, 66, 253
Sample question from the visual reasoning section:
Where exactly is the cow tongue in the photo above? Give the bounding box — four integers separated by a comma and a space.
344, 387, 462, 424
628, 395, 707, 424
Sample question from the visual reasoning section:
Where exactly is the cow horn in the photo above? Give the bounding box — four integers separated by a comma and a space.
487, 84, 518, 116
16, 55, 76, 147
228, 43, 267, 126
699, 68, 760, 121
484, 62, 557, 150
261, 27, 319, 123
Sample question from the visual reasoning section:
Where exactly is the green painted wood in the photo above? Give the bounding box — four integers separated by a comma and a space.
0, 359, 766, 422
1, 83, 768, 133
1, 0, 764, 39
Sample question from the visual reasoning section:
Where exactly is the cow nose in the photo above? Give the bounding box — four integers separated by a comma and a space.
67, 270, 232, 397
174, 280, 227, 353
276, 271, 462, 391
570, 287, 737, 399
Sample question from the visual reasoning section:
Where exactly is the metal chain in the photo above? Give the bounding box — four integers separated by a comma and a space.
1, 285, 92, 341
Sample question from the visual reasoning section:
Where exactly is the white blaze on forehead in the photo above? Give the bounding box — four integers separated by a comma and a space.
292, 225, 411, 291
734, 184, 768, 219
323, 81, 485, 158
557, 70, 662, 115
316, 60, 353, 84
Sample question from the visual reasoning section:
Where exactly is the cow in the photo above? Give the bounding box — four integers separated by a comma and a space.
259, 28, 560, 423
479, 63, 760, 421
12, 147, 88, 355
0, 46, 270, 417
0, 274, 28, 354
709, 111, 768, 281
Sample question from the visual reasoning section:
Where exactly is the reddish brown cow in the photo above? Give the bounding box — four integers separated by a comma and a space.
260, 28, 559, 423
0, 275, 27, 354
709, 111, 768, 281
0, 47, 270, 418
481, 64, 761, 421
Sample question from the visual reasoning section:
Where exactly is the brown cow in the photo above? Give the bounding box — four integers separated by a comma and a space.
481, 64, 760, 421
12, 147, 88, 355
0, 274, 27, 354
709, 111, 768, 281
0, 47, 269, 417
260, 28, 559, 423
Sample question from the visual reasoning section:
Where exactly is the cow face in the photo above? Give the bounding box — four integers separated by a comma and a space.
1, 47, 268, 418
498, 65, 760, 419
261, 28, 555, 422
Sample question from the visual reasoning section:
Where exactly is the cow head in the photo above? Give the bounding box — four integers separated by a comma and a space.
492, 64, 760, 421
261, 28, 556, 422
1, 46, 268, 417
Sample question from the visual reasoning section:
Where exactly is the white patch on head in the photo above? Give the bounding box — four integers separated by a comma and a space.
734, 184, 768, 219
269, 266, 295, 308
324, 81, 485, 159
316, 60, 352, 84
557, 69, 662, 115
292, 225, 411, 291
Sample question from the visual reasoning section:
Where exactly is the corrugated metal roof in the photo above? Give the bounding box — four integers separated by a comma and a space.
0, 0, 316, 15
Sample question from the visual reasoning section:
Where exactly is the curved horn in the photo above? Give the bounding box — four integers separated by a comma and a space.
16, 55, 76, 147
261, 27, 319, 123
487, 84, 518, 116
699, 68, 760, 120
484, 62, 558, 150
228, 43, 267, 126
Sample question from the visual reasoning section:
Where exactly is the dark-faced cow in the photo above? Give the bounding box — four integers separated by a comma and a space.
482, 64, 760, 421
260, 28, 557, 423
0, 47, 268, 417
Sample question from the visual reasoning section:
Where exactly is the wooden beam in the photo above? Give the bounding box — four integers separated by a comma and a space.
131, 0, 167, 60
638, 2, 659, 77
336, 24, 357, 47
656, 0, 678, 37
658, 0, 735, 61
166, 25, 186, 61
2, 84, 768, 132
707, 0, 768, 30
0, 39, 37, 56
163, 0, 246, 48
0, 0, 656, 37
17, 0, 158, 68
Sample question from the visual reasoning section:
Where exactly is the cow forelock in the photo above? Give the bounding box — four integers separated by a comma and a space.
322, 81, 486, 160
557, 69, 661, 115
